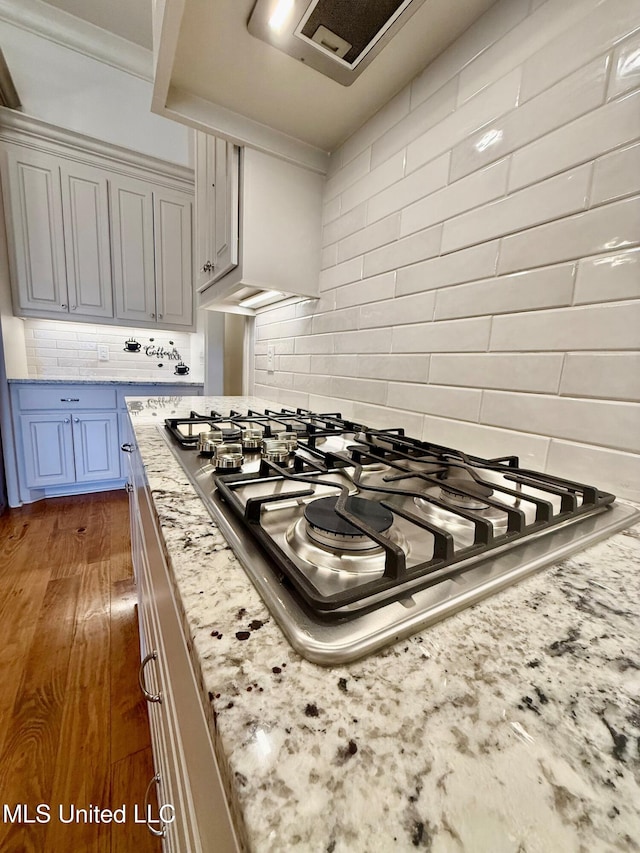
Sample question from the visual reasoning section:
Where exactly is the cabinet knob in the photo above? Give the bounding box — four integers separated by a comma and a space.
150, 312, 155, 319
121, 443, 134, 453
125, 482, 134, 493
158, 313, 163, 319
71, 305, 76, 311
73, 417, 79, 423
61, 303, 67, 309
63, 417, 70, 424
201, 260, 215, 274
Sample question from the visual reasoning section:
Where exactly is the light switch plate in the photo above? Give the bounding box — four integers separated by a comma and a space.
267, 344, 275, 373
97, 344, 109, 361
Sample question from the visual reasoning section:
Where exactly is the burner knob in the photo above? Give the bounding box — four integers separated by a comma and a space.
262, 439, 290, 464
214, 442, 244, 471
275, 431, 298, 453
241, 427, 264, 450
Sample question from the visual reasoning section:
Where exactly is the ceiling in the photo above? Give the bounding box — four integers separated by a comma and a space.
38, 0, 153, 49
169, 0, 498, 152
33, 0, 497, 158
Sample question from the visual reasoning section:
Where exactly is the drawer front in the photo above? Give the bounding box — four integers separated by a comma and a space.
16, 385, 117, 411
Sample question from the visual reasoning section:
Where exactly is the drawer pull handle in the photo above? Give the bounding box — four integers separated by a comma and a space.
138, 650, 162, 703
60, 397, 80, 402
121, 443, 134, 453
143, 773, 167, 838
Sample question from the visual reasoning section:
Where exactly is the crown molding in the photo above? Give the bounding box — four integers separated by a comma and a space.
0, 0, 153, 81
0, 106, 193, 186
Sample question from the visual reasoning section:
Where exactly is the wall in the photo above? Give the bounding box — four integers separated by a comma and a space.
22, 319, 204, 383
0, 20, 190, 166
254, 0, 640, 501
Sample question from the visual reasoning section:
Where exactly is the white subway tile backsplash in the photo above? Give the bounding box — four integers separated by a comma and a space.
359, 291, 436, 329
574, 247, 640, 304
253, 0, 640, 497
367, 154, 450, 225
392, 317, 491, 353
410, 0, 530, 108
401, 159, 509, 238
509, 89, 640, 191
363, 224, 442, 278
311, 307, 359, 334
498, 196, 640, 273
332, 376, 387, 405
442, 165, 590, 253
560, 353, 640, 401
324, 149, 371, 202
370, 79, 457, 170
430, 353, 564, 393
520, 0, 640, 102
591, 142, 640, 206
481, 390, 640, 453
387, 382, 482, 421
609, 29, 640, 100
421, 415, 550, 469
337, 214, 400, 263
434, 264, 575, 320
323, 203, 367, 247
458, 0, 606, 103
450, 55, 608, 181
294, 334, 335, 354
335, 272, 396, 309
333, 328, 393, 354
490, 302, 640, 351
406, 70, 521, 175
396, 242, 499, 296
340, 88, 411, 167
357, 354, 429, 383
546, 441, 640, 501
318, 257, 363, 290
340, 152, 405, 215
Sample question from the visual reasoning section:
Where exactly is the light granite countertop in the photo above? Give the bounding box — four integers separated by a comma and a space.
127, 395, 640, 853
7, 377, 204, 386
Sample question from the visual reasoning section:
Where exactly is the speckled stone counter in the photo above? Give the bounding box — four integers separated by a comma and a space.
127, 395, 640, 853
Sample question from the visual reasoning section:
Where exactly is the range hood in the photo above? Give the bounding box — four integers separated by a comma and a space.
248, 0, 427, 86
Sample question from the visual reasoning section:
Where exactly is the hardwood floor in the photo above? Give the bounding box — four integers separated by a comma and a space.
0, 491, 161, 853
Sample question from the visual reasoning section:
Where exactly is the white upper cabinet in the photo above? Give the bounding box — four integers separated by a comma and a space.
111, 174, 194, 329
60, 160, 113, 318
195, 132, 323, 313
0, 117, 195, 331
196, 133, 239, 290
4, 148, 112, 318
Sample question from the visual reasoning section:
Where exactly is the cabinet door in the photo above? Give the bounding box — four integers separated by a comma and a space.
72, 412, 120, 482
195, 134, 238, 290
5, 149, 68, 313
153, 189, 193, 328
110, 176, 157, 324
212, 137, 239, 283
59, 161, 113, 319
195, 131, 215, 291
20, 413, 75, 488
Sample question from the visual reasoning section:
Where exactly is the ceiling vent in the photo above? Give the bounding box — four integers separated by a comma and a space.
247, 0, 427, 86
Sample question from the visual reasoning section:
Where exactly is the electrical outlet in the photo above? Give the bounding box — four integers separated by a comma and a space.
267, 344, 275, 373
97, 344, 109, 362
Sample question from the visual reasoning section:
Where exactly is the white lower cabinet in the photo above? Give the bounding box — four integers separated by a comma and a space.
20, 410, 120, 488
124, 440, 240, 853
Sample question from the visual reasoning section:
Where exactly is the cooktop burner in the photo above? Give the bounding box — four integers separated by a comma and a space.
161, 405, 640, 664
304, 495, 394, 552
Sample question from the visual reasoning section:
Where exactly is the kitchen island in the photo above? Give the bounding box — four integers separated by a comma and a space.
127, 395, 640, 853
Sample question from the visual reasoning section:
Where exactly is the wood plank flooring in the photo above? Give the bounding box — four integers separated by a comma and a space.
0, 491, 161, 853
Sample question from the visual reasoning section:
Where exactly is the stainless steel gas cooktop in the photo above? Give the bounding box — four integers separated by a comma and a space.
161, 407, 640, 664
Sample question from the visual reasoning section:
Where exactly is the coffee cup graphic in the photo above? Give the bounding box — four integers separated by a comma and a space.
174, 362, 190, 375
124, 339, 141, 352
